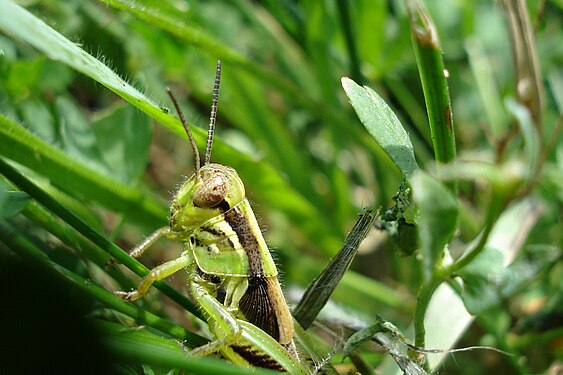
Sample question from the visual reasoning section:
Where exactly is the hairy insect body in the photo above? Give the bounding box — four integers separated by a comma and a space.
118, 163, 300, 370
173, 164, 295, 349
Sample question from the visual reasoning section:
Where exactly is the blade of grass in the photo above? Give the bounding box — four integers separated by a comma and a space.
0, 220, 208, 347
466, 39, 510, 140
0, 114, 168, 228
336, 0, 362, 84
0, 156, 203, 320
97, 320, 278, 374
406, 1, 456, 174
503, 0, 544, 131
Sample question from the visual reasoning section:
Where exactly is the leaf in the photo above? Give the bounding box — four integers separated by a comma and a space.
500, 245, 561, 297
0, 114, 167, 228
459, 245, 561, 315
342, 318, 428, 375
342, 77, 418, 179
91, 105, 152, 184
293, 208, 376, 329
0, 189, 29, 218
411, 171, 458, 281
458, 247, 505, 314
57, 96, 106, 173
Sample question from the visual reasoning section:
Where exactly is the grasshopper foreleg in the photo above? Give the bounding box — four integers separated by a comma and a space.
107, 227, 172, 269
129, 227, 172, 258
116, 251, 191, 301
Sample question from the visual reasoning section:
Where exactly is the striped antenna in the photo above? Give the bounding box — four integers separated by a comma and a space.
204, 60, 222, 165
166, 88, 201, 180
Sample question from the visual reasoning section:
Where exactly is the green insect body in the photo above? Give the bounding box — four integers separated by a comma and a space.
117, 61, 304, 372
171, 163, 296, 348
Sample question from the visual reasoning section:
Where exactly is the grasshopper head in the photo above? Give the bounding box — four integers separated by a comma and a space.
170, 163, 245, 233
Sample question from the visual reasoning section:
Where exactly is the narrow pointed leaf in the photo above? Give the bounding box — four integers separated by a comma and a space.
293, 208, 376, 328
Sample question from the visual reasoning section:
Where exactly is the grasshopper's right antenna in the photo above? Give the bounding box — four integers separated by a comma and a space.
204, 60, 222, 165
167, 88, 201, 180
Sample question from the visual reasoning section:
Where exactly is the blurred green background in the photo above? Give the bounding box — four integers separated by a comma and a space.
0, 0, 561, 374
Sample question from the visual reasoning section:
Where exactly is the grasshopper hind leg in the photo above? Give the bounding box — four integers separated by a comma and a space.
189, 279, 306, 373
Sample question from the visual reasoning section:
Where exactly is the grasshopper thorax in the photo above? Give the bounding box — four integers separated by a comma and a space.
169, 163, 245, 233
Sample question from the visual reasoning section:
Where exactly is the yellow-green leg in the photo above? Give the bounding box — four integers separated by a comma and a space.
129, 227, 172, 258
188, 281, 306, 373
116, 252, 191, 301
107, 227, 172, 269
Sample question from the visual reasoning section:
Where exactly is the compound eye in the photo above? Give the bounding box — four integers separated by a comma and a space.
193, 173, 229, 207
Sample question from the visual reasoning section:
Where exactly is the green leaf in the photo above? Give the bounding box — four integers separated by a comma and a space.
411, 171, 457, 281
500, 245, 561, 297
0, 114, 167, 228
91, 105, 152, 184
98, 320, 277, 375
293, 208, 376, 329
343, 318, 427, 375
342, 77, 418, 179
57, 96, 106, 172
458, 247, 505, 314
0, 189, 29, 218
459, 245, 561, 315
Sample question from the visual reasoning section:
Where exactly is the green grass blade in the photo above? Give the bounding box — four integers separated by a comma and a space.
407, 1, 456, 167
97, 320, 278, 375
0, 157, 203, 320
466, 39, 509, 139
336, 0, 362, 83
0, 220, 207, 347
0, 114, 167, 228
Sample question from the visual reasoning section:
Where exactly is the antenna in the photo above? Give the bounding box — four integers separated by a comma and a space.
204, 60, 222, 165
166, 88, 201, 180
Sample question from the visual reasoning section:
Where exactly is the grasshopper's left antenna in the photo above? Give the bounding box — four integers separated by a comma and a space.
167, 88, 201, 180
204, 60, 222, 165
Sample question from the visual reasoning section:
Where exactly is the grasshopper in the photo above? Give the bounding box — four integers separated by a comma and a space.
116, 61, 305, 373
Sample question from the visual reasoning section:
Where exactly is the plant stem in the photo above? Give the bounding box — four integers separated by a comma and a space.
412, 275, 442, 363
448, 192, 505, 274
412, 189, 505, 365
